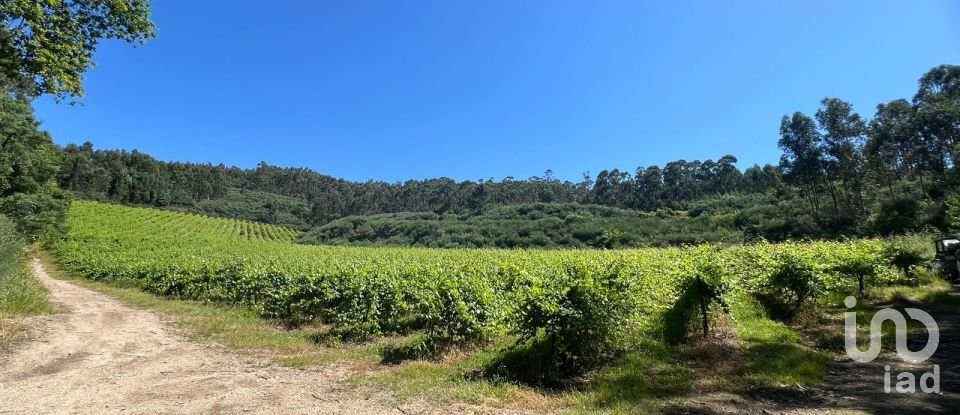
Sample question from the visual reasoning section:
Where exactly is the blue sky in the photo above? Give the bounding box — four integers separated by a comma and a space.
32, 1, 960, 183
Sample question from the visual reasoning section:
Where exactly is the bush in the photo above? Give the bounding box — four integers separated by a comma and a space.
663, 248, 729, 343
0, 187, 69, 241
758, 252, 823, 321
509, 262, 636, 381
833, 254, 878, 298
418, 274, 502, 346
330, 274, 409, 341
883, 241, 926, 281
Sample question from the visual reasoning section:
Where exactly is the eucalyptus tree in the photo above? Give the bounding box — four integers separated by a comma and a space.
779, 112, 826, 217
815, 98, 867, 213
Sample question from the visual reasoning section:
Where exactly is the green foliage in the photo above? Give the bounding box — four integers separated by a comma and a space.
883, 238, 927, 279
869, 198, 925, 235
418, 273, 503, 345
0, 192, 68, 240
0, 215, 50, 316
0, 0, 156, 99
759, 252, 824, 320
510, 261, 638, 380
946, 192, 960, 231
196, 188, 310, 229
298, 202, 743, 249
0, 95, 58, 195
0, 92, 68, 240
663, 247, 730, 343
832, 248, 882, 297
54, 201, 909, 383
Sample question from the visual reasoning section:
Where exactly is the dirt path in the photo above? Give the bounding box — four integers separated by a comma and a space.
0, 260, 476, 414
812, 296, 960, 414
744, 295, 960, 415
671, 293, 960, 414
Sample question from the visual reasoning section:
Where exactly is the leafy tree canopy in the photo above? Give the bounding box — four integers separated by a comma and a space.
0, 0, 155, 99
0, 91, 68, 238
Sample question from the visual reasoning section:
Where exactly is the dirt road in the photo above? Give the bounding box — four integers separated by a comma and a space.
814, 297, 960, 414
0, 260, 458, 414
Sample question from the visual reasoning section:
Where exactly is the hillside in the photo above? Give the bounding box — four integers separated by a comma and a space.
194, 188, 310, 229
296, 193, 842, 248
39, 199, 955, 414
296, 202, 739, 248
65, 200, 300, 244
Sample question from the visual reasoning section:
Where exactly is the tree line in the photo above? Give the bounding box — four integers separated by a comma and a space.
57, 141, 786, 227
53, 64, 960, 240
779, 65, 960, 234
2, 2, 959, 242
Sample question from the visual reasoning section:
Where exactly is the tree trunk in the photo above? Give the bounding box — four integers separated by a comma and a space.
917, 169, 930, 199
824, 178, 840, 216
886, 173, 897, 202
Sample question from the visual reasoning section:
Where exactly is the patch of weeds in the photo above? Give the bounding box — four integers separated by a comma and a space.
380, 334, 448, 364
475, 334, 571, 388
352, 337, 545, 409
0, 249, 51, 319
726, 292, 829, 391
872, 280, 960, 312
579, 341, 693, 408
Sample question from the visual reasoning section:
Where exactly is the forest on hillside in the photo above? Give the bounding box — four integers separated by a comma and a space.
3, 64, 960, 246
36, 64, 959, 247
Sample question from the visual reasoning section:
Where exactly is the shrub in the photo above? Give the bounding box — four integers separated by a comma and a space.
759, 252, 823, 321
418, 274, 502, 346
833, 255, 878, 298
883, 242, 926, 281
663, 248, 730, 343
510, 262, 636, 380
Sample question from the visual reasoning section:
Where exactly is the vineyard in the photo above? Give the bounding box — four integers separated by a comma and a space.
53, 201, 919, 381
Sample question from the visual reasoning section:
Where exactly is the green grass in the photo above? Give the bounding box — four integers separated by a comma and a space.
347, 337, 695, 414
0, 258, 51, 318
870, 278, 960, 312
725, 293, 830, 390
0, 218, 51, 318
564, 342, 693, 414
1, 217, 52, 346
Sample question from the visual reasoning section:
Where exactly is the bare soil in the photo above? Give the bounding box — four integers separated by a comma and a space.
0, 260, 500, 415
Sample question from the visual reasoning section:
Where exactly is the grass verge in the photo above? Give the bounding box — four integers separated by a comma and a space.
1, 237, 52, 348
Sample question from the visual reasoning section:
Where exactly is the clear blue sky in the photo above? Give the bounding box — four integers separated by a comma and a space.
32, 1, 960, 183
